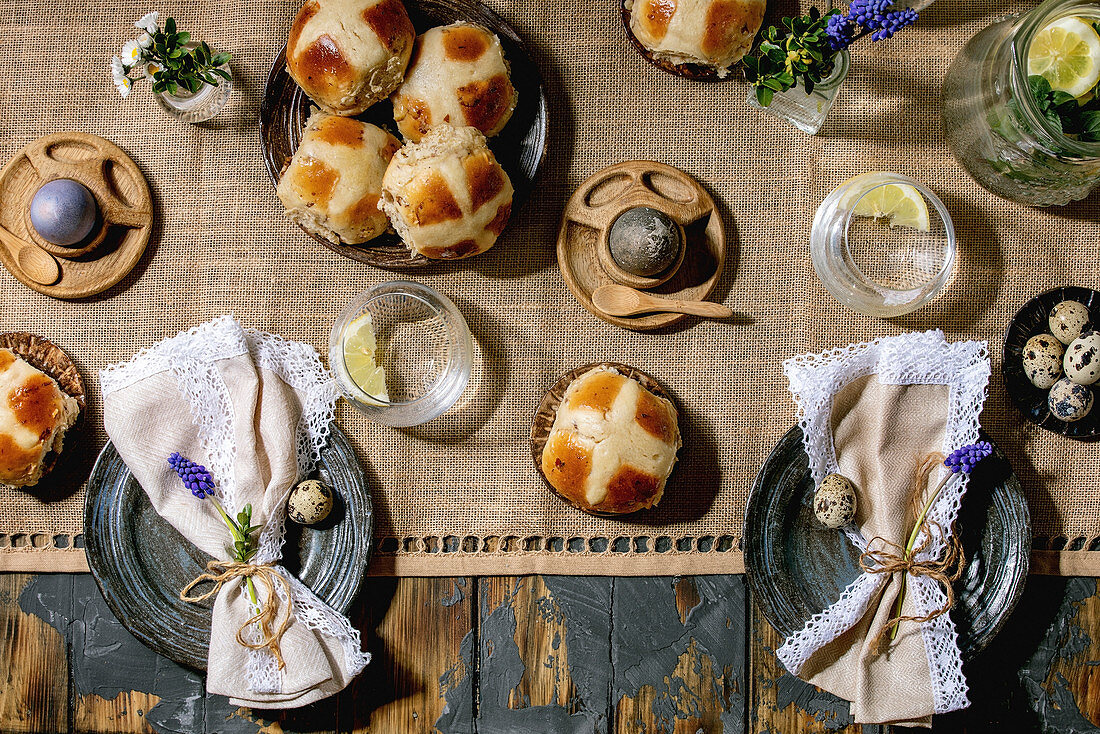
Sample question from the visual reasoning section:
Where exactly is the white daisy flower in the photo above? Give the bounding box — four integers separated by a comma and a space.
121, 39, 142, 66
110, 56, 126, 85
116, 77, 132, 99
135, 11, 159, 33
137, 32, 153, 49
143, 60, 163, 79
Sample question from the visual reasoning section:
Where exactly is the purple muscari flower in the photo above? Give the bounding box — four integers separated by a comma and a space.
944, 441, 994, 475
826, 14, 857, 51
848, 0, 894, 29
168, 452, 216, 499
871, 8, 919, 40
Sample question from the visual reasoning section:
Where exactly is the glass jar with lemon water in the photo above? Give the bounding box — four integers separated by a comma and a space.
810, 173, 956, 318
943, 0, 1100, 205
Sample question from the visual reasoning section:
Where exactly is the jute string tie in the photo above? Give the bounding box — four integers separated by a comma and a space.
180, 560, 293, 670
858, 453, 966, 654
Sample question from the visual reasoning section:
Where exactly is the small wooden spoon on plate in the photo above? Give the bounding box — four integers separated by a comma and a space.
592, 284, 733, 319
0, 223, 60, 285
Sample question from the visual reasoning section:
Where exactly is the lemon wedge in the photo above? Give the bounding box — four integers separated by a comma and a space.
851, 183, 930, 231
343, 313, 389, 403
1028, 17, 1100, 98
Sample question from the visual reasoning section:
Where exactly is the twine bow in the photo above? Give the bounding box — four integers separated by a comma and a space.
180, 560, 293, 670
857, 453, 966, 654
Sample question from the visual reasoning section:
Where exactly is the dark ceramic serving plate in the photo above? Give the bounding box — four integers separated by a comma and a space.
260, 0, 549, 270
84, 425, 372, 671
1003, 286, 1100, 440
745, 426, 1030, 660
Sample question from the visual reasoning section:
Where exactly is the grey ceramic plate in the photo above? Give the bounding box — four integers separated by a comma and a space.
745, 426, 1030, 660
1003, 286, 1100, 440
84, 425, 372, 671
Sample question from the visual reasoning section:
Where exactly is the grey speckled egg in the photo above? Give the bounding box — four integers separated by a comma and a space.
1049, 377, 1094, 422
1022, 334, 1064, 389
287, 479, 333, 525
608, 206, 683, 276
29, 179, 98, 246
1064, 331, 1100, 385
813, 473, 858, 529
1050, 300, 1091, 345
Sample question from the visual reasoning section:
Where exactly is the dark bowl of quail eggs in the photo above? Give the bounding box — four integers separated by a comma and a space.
1003, 286, 1100, 439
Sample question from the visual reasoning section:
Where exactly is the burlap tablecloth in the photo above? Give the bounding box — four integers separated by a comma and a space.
1, 0, 1097, 576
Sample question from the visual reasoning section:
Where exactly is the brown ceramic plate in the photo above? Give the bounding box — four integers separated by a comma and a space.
0, 332, 85, 483
260, 0, 549, 270
84, 425, 372, 671
745, 426, 1030, 659
531, 362, 679, 517
1003, 286, 1100, 440
619, 0, 738, 81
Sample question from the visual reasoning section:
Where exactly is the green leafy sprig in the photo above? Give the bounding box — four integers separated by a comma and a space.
211, 501, 262, 607
1027, 74, 1100, 142
147, 17, 231, 96
743, 8, 840, 108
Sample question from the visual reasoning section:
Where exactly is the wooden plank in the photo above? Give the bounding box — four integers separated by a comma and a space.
339, 577, 475, 734
477, 576, 612, 733
0, 573, 69, 734
612, 576, 746, 734
67, 574, 204, 734
747, 595, 870, 734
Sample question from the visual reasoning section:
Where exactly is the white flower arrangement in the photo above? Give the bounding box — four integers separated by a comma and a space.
109, 12, 231, 100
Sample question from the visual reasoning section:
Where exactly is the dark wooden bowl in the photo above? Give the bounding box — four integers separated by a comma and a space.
530, 362, 679, 517
260, 0, 549, 270
0, 332, 85, 484
84, 425, 372, 671
619, 0, 737, 82
1003, 286, 1100, 440
745, 426, 1030, 659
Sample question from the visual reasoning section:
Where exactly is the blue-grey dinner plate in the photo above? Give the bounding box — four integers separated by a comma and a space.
746, 426, 1030, 660
84, 424, 372, 671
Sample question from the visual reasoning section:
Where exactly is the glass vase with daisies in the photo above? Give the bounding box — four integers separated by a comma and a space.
743, 0, 919, 134
111, 11, 233, 124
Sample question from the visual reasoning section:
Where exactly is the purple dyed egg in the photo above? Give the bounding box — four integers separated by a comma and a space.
29, 179, 97, 246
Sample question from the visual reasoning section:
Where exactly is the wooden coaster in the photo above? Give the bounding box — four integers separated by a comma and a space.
619, 1, 735, 82
557, 161, 726, 331
0, 332, 86, 483
0, 132, 153, 299
530, 362, 678, 517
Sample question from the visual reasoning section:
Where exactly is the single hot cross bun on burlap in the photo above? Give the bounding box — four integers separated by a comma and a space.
626, 0, 767, 77
541, 366, 681, 514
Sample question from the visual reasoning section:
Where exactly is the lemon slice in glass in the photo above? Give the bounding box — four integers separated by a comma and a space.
1028, 17, 1100, 97
343, 313, 389, 403
851, 183, 931, 231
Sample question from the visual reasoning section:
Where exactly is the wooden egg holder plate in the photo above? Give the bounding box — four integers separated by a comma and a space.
0, 132, 152, 299
556, 160, 726, 331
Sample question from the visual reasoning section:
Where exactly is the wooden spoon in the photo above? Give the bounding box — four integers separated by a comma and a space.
592, 284, 733, 319
0, 224, 61, 285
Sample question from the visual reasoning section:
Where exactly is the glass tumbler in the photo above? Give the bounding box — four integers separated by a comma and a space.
810, 172, 956, 318
329, 281, 473, 427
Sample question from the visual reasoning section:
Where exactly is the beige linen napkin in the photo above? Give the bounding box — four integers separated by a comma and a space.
774, 331, 990, 725
100, 316, 369, 707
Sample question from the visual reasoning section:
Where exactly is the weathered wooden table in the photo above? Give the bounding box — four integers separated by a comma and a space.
1, 571, 1097, 733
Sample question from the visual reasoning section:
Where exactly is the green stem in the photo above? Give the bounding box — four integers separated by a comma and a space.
208, 498, 260, 609
888, 470, 956, 641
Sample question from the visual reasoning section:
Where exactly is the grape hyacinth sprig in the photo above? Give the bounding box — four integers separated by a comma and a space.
886, 441, 994, 641
168, 452, 260, 607
743, 0, 919, 107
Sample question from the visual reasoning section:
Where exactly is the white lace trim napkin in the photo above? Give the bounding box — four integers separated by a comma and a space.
774, 330, 990, 723
100, 316, 369, 707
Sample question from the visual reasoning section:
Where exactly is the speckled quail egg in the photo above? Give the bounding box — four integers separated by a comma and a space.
1022, 334, 1065, 389
287, 479, 333, 525
813, 473, 858, 529
1049, 377, 1094, 422
1064, 331, 1100, 385
1049, 300, 1091, 345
